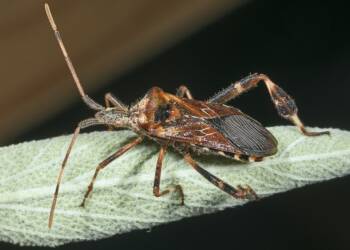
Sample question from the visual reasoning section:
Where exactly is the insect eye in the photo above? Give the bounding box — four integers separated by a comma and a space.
154, 104, 171, 123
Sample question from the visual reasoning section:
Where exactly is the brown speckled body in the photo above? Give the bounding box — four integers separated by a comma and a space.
128, 87, 277, 161
45, 3, 329, 229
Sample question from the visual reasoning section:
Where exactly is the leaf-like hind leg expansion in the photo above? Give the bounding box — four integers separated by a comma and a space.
80, 137, 143, 207
208, 73, 329, 137
153, 145, 184, 205
183, 153, 258, 200
176, 85, 193, 99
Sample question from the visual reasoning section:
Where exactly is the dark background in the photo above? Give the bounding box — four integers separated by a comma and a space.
2, 0, 350, 249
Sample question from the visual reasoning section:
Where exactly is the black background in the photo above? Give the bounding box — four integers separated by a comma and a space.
2, 0, 350, 249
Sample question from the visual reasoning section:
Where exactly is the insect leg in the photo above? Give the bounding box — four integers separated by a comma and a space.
105, 92, 128, 111
208, 73, 329, 136
49, 118, 103, 229
80, 137, 143, 208
176, 85, 193, 99
153, 145, 184, 205
80, 137, 143, 207
184, 153, 258, 200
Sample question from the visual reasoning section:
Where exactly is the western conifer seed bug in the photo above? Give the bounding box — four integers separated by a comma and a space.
45, 3, 330, 228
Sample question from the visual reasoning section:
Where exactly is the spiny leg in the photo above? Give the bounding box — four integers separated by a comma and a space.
184, 153, 257, 200
208, 73, 329, 136
80, 137, 143, 207
153, 145, 184, 205
176, 85, 193, 99
49, 118, 104, 229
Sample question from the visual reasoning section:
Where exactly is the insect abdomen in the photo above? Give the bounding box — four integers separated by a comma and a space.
187, 143, 265, 163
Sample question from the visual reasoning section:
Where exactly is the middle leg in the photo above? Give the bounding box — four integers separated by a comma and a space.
208, 73, 329, 136
153, 145, 184, 205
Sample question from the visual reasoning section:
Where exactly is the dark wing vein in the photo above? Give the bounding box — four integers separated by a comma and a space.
208, 115, 277, 156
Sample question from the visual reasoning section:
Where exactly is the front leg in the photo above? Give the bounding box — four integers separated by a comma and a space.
80, 137, 143, 207
208, 73, 329, 136
105, 92, 128, 111
176, 85, 193, 99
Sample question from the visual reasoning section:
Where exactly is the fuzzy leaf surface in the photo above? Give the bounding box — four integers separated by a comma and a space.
0, 126, 349, 246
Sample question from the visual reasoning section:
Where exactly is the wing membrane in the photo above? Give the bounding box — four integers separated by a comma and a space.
208, 115, 277, 156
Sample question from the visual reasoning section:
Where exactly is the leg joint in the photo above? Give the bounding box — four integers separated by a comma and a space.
153, 187, 160, 197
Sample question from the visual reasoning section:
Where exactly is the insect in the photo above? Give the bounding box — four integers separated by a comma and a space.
45, 3, 329, 228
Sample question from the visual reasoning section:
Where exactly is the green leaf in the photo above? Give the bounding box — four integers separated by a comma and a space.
0, 126, 349, 247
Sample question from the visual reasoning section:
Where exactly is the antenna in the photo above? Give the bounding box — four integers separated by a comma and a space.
45, 3, 86, 97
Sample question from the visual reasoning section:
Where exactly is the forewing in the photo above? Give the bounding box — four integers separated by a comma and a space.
208, 114, 278, 156
150, 97, 277, 157
155, 117, 238, 153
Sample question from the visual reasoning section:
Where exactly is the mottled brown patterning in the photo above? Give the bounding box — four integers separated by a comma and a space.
44, 3, 330, 229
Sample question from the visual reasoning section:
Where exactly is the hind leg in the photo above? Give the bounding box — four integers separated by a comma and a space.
208, 73, 329, 136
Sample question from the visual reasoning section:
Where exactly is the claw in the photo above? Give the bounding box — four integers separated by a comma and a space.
290, 114, 330, 137
233, 184, 258, 200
